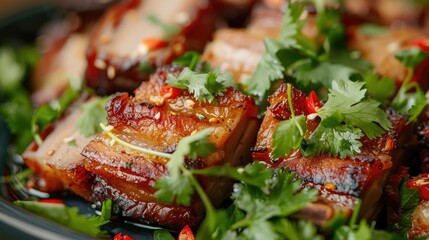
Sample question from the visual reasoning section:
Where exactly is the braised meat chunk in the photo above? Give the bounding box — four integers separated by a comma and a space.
81, 66, 259, 228
86, 0, 216, 94
252, 83, 408, 225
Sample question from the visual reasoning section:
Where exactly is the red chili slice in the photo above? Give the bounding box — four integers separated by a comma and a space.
305, 91, 322, 114
113, 232, 135, 240
142, 38, 168, 51
410, 37, 429, 53
178, 225, 194, 240
407, 174, 429, 201
424, 130, 429, 137
38, 199, 65, 204
160, 85, 182, 99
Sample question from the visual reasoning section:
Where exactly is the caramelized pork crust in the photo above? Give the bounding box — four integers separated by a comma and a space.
252, 83, 407, 224
85, 0, 216, 94
82, 66, 258, 228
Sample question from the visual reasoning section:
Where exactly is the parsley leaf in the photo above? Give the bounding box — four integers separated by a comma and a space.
14, 200, 110, 237
76, 97, 108, 137
302, 124, 364, 158
363, 74, 396, 104
166, 67, 230, 103
154, 128, 215, 206
31, 86, 80, 144
272, 115, 306, 158
318, 80, 392, 139
395, 47, 429, 69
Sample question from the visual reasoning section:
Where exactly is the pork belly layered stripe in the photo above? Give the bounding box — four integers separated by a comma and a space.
82, 66, 259, 228
252, 84, 408, 224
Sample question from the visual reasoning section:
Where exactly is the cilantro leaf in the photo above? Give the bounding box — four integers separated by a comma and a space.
154, 128, 216, 206
166, 68, 229, 103
292, 62, 359, 91
391, 82, 427, 123
363, 74, 396, 104
272, 115, 306, 158
14, 200, 109, 237
399, 177, 420, 210
153, 230, 175, 240
173, 51, 209, 71
302, 124, 364, 158
273, 219, 324, 240
0, 88, 33, 153
31, 86, 80, 143
76, 97, 108, 137
395, 47, 429, 69
318, 80, 392, 139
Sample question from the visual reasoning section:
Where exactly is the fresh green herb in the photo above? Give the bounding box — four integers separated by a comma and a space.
391, 47, 428, 123
100, 199, 112, 221
364, 74, 396, 104
173, 51, 204, 71
138, 59, 154, 74
244, 2, 315, 109
154, 128, 215, 206
147, 14, 180, 40
272, 84, 307, 158
0, 46, 38, 153
14, 200, 111, 237
166, 67, 230, 103
302, 124, 364, 158
76, 97, 108, 137
153, 230, 175, 240
395, 47, 429, 69
317, 80, 392, 139
31, 86, 80, 145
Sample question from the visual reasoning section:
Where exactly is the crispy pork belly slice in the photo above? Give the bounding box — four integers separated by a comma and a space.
82, 66, 258, 228
85, 0, 216, 94
22, 99, 95, 200
32, 12, 99, 106
348, 27, 429, 89
251, 84, 407, 225
202, 29, 265, 84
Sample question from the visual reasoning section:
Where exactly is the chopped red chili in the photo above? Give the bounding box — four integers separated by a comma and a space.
160, 85, 182, 99
178, 225, 194, 240
407, 173, 429, 201
305, 91, 322, 114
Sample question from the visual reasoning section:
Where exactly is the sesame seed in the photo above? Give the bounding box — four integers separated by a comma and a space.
209, 118, 219, 123
47, 150, 55, 156
191, 130, 197, 135
185, 99, 195, 107
105, 125, 114, 132
307, 113, 318, 120
154, 112, 161, 120
63, 137, 75, 144
149, 96, 165, 106
107, 66, 116, 79
110, 138, 116, 146
94, 59, 107, 69
323, 182, 336, 190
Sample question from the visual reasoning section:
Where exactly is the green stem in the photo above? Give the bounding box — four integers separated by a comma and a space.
403, 68, 414, 86
349, 199, 362, 228
100, 123, 172, 159
286, 84, 304, 136
231, 218, 252, 230
188, 169, 216, 229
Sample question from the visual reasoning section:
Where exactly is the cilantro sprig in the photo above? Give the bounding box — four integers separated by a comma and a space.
391, 47, 428, 123
272, 84, 307, 158
166, 67, 231, 103
76, 97, 109, 137
14, 199, 112, 237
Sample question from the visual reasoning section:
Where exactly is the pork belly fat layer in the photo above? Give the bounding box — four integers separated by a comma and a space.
86, 0, 216, 94
23, 99, 95, 200
252, 83, 407, 225
82, 67, 259, 228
